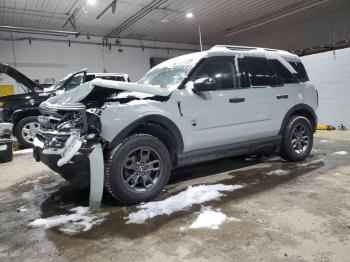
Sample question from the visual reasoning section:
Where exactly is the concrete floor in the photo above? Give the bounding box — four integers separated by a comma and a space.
0, 131, 349, 262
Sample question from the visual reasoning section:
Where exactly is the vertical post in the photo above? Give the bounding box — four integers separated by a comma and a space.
89, 143, 104, 208
198, 25, 203, 52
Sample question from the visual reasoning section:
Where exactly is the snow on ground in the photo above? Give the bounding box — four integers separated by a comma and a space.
333, 151, 348, 155
297, 158, 325, 167
125, 184, 244, 224
264, 156, 284, 162
185, 207, 240, 230
29, 206, 109, 235
17, 205, 28, 212
13, 148, 33, 155
265, 169, 290, 176
320, 140, 333, 143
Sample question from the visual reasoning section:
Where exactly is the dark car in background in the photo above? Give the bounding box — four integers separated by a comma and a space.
0, 63, 130, 148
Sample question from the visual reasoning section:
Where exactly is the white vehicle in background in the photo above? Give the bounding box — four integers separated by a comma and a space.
33, 45, 318, 204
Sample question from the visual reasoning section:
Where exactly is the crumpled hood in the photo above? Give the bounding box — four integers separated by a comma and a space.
43, 79, 173, 106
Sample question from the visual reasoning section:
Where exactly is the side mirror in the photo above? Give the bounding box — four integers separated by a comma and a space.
193, 77, 216, 92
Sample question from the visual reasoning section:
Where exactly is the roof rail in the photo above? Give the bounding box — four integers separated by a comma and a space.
211, 45, 278, 52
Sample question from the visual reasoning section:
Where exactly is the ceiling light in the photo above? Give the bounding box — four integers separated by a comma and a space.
186, 12, 193, 18
87, 0, 97, 6
160, 9, 169, 23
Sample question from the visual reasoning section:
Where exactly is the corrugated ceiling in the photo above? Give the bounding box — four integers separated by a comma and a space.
0, 0, 348, 46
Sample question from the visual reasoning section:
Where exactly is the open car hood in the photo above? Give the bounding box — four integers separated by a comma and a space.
43, 78, 173, 107
0, 63, 42, 92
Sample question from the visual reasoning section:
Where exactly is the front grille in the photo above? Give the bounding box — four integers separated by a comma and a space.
38, 108, 86, 149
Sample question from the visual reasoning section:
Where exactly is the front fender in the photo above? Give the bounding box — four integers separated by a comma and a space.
100, 101, 183, 153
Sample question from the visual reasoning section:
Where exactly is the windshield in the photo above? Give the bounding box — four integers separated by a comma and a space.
137, 52, 204, 90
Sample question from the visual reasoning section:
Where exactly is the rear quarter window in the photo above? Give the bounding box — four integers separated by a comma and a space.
288, 62, 309, 82
269, 59, 299, 84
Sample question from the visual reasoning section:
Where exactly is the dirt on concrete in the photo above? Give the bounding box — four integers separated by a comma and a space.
0, 130, 349, 262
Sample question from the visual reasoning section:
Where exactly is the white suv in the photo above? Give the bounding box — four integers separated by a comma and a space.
33, 45, 318, 204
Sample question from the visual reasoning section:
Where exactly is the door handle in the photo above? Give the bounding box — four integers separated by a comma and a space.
229, 97, 245, 103
277, 94, 289, 99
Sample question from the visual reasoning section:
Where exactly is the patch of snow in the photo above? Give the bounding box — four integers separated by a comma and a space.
297, 158, 325, 167
125, 184, 244, 224
320, 140, 333, 143
29, 206, 108, 235
265, 156, 284, 162
116, 91, 154, 99
17, 205, 28, 212
265, 169, 290, 176
333, 151, 348, 155
14, 148, 33, 155
188, 207, 240, 230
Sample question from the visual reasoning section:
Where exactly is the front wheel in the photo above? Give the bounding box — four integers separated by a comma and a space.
105, 134, 171, 204
15, 116, 40, 148
279, 116, 313, 162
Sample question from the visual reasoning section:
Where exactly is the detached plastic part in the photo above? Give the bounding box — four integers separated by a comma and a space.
89, 143, 104, 208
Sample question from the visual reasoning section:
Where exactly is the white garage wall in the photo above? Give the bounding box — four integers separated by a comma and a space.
0, 34, 200, 94
301, 47, 350, 128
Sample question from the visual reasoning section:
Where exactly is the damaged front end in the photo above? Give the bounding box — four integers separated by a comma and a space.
33, 102, 103, 188
33, 79, 172, 189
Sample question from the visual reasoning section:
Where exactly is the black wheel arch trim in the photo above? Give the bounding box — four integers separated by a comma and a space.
107, 114, 184, 154
12, 108, 40, 127
279, 104, 317, 134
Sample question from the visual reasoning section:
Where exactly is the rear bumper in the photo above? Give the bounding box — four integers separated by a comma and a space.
33, 146, 91, 188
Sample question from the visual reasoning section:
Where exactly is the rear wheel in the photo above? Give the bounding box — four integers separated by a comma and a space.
279, 116, 313, 162
15, 116, 40, 148
105, 134, 171, 204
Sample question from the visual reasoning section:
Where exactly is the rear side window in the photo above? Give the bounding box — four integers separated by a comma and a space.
269, 59, 298, 84
244, 57, 278, 87
288, 62, 309, 82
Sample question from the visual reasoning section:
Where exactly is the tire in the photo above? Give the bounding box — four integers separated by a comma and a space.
105, 134, 171, 204
279, 116, 313, 162
15, 116, 40, 148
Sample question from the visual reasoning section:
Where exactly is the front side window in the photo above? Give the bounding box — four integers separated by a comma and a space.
194, 57, 240, 90
244, 57, 278, 87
